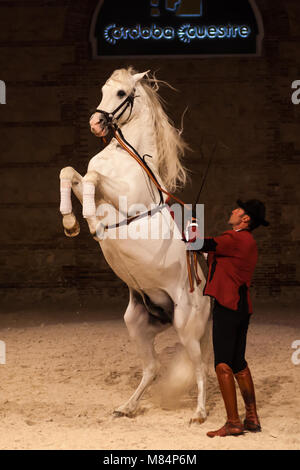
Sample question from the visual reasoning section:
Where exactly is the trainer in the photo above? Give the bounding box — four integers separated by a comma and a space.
190, 199, 269, 438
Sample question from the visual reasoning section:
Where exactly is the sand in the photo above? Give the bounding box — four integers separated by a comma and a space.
0, 301, 299, 450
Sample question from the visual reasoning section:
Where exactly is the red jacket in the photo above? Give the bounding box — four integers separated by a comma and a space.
201, 230, 258, 313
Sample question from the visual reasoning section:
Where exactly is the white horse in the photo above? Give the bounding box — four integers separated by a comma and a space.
59, 67, 211, 423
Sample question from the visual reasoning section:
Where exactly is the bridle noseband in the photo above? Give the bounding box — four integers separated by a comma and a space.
90, 91, 136, 127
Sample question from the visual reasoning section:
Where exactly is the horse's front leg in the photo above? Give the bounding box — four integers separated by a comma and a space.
59, 166, 98, 238
59, 166, 83, 237
81, 170, 130, 237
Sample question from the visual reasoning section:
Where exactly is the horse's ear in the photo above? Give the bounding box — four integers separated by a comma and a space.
133, 71, 150, 83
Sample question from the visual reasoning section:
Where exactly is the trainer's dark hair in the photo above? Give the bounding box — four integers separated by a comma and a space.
247, 216, 260, 232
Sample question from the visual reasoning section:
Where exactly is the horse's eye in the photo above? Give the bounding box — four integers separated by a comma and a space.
117, 90, 126, 98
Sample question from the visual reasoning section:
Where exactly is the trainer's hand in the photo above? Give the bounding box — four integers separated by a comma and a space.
185, 218, 203, 251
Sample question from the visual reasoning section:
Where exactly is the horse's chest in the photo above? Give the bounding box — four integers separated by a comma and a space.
88, 150, 135, 179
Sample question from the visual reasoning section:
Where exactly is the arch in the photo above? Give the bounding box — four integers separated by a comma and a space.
89, 0, 104, 59
249, 0, 264, 56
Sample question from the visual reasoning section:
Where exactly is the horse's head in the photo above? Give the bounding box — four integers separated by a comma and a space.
89, 69, 149, 138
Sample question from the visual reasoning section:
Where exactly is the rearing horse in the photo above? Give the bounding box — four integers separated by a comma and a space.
59, 67, 211, 423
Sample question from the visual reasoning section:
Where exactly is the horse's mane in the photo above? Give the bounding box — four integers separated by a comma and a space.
111, 67, 189, 192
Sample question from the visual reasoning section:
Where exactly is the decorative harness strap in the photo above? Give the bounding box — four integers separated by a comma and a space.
102, 203, 168, 232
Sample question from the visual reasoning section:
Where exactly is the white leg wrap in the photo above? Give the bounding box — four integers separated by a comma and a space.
82, 182, 96, 218
60, 179, 72, 215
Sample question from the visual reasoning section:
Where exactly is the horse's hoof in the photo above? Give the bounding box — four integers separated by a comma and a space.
63, 214, 80, 237
189, 416, 206, 426
64, 227, 80, 238
113, 410, 133, 418
113, 410, 125, 418
113, 406, 137, 418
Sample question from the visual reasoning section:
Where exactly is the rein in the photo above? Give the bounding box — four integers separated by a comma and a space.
113, 127, 187, 208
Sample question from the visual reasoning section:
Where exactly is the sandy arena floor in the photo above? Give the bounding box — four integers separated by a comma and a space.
0, 301, 299, 450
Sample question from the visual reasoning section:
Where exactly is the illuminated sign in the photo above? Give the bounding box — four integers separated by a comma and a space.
90, 0, 264, 57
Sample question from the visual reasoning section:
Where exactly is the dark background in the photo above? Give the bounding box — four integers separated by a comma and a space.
0, 0, 299, 313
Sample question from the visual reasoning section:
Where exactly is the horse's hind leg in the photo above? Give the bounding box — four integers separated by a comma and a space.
114, 290, 169, 417
174, 300, 211, 424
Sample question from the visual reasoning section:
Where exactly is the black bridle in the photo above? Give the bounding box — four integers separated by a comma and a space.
90, 91, 136, 127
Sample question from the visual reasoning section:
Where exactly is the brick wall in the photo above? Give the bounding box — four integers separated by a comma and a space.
0, 0, 299, 311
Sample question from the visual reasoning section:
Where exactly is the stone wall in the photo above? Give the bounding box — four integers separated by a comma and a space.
0, 0, 299, 311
